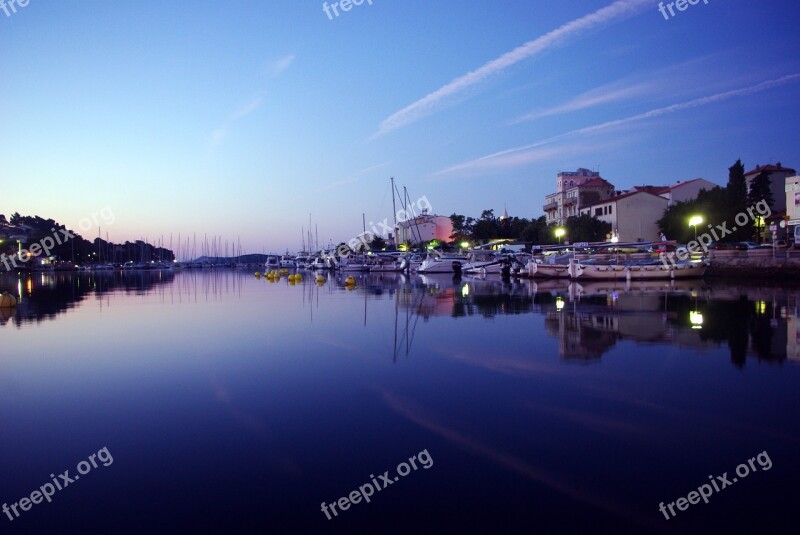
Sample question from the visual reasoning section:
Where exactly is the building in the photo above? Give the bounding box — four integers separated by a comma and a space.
785, 175, 800, 243
745, 163, 796, 212
579, 191, 668, 242
543, 168, 615, 226
627, 178, 718, 206
396, 214, 454, 245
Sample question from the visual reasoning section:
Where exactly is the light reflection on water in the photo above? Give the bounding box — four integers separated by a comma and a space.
0, 271, 799, 532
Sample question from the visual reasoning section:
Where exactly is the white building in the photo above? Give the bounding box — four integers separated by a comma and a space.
543, 168, 615, 226
580, 191, 668, 242
396, 214, 454, 245
745, 163, 796, 212
658, 178, 718, 206
785, 175, 800, 243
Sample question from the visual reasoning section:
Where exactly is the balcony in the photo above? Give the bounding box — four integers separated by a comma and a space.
563, 197, 576, 206
543, 202, 558, 212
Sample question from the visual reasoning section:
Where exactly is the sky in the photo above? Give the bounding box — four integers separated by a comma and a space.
2, 0, 799, 256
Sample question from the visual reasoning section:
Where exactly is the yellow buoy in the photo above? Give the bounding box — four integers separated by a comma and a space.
345, 276, 356, 286
0, 292, 17, 308
255, 272, 262, 279
315, 275, 326, 284
293, 274, 302, 282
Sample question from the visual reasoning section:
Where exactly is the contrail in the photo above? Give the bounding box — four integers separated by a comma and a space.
375, 0, 655, 137
435, 73, 800, 175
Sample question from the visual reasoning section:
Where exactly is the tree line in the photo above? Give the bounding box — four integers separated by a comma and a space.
1, 213, 174, 264
449, 209, 611, 246
657, 160, 775, 243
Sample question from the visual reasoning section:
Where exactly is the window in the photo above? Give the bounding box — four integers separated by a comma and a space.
595, 208, 602, 216
608, 205, 612, 214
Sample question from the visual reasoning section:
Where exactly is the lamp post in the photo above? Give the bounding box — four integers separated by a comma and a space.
555, 228, 566, 245
688, 216, 703, 240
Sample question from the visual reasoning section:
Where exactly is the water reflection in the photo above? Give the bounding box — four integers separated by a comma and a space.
2, 271, 799, 369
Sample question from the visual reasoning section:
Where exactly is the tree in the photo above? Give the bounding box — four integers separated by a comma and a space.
726, 160, 747, 211
747, 171, 773, 243
368, 235, 386, 250
657, 187, 727, 243
725, 159, 749, 241
565, 214, 612, 243
748, 170, 774, 210
449, 213, 470, 242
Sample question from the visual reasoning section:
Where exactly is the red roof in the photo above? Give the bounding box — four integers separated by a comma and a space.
632, 185, 670, 195
744, 163, 796, 176
565, 178, 612, 189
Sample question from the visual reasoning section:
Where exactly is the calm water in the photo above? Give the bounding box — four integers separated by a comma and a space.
1, 270, 799, 533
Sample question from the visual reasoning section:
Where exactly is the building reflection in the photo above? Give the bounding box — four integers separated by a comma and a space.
2, 270, 800, 369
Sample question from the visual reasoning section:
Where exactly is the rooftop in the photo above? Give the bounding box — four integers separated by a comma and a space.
744, 162, 796, 176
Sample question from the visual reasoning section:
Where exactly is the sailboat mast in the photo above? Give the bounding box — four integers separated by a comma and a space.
391, 177, 398, 233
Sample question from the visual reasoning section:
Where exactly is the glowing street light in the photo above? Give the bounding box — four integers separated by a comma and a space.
688, 215, 703, 239
555, 228, 566, 244
460, 241, 470, 249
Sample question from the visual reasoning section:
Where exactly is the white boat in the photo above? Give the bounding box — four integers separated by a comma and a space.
308, 255, 334, 270
417, 252, 469, 274
572, 258, 706, 280
527, 253, 574, 278
294, 255, 309, 269
369, 254, 408, 272
265, 255, 280, 270
406, 253, 424, 272
462, 250, 505, 274
339, 253, 370, 272
279, 255, 296, 268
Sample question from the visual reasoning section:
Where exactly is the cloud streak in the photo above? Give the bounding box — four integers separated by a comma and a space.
435, 73, 800, 175
375, 0, 655, 136
210, 95, 265, 144
313, 161, 392, 193
509, 82, 652, 124
210, 55, 295, 144
269, 54, 296, 77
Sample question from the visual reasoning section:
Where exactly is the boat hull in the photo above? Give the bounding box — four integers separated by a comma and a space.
574, 261, 706, 280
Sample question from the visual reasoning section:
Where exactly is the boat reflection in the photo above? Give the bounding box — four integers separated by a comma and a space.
2, 271, 799, 369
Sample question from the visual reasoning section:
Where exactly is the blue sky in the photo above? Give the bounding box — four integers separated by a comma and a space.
2, 0, 799, 254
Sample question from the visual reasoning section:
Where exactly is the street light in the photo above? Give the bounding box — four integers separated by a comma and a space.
555, 228, 566, 244
688, 215, 703, 240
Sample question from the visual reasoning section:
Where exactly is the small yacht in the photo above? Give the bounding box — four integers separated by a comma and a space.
279, 255, 296, 268
417, 251, 469, 274
265, 255, 281, 270
368, 253, 408, 272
